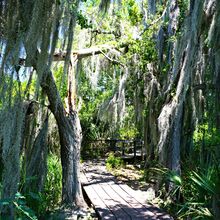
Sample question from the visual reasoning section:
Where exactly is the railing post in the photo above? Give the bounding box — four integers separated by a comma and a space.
109, 139, 117, 152
133, 140, 136, 160
141, 140, 144, 161
122, 142, 125, 156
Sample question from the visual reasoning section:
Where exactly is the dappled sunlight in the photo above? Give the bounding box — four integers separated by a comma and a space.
81, 160, 173, 219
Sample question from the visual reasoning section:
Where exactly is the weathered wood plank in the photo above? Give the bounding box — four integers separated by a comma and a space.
81, 172, 116, 219
118, 183, 172, 219
95, 184, 131, 219
100, 181, 147, 218
84, 184, 116, 220
84, 171, 131, 219
109, 182, 155, 218
84, 169, 151, 218
81, 163, 173, 220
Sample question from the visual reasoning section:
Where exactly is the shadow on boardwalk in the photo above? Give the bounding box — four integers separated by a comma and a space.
81, 160, 173, 220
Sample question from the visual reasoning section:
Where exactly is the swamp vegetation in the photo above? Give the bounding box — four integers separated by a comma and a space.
0, 0, 219, 219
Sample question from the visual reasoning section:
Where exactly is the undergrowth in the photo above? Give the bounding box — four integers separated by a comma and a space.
0, 154, 62, 219
106, 152, 124, 170
147, 164, 219, 219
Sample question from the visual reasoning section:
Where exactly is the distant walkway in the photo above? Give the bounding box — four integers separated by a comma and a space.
85, 139, 146, 161
81, 160, 173, 220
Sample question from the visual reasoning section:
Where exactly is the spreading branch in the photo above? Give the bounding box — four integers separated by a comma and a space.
91, 29, 121, 37
53, 45, 116, 61
99, 50, 125, 67
140, 4, 167, 36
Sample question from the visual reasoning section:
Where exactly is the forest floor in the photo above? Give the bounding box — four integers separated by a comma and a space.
46, 207, 97, 220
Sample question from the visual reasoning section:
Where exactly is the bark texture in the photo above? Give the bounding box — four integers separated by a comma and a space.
0, 103, 26, 216
25, 116, 48, 192
40, 67, 85, 207
158, 0, 204, 173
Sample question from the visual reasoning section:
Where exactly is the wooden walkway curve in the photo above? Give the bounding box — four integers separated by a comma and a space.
81, 161, 173, 220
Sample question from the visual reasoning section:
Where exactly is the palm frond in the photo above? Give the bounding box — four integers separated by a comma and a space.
190, 171, 216, 195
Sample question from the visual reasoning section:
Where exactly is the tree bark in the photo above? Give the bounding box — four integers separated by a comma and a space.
40, 67, 85, 207
0, 103, 25, 217
148, 0, 156, 16
25, 116, 48, 193
158, 0, 204, 172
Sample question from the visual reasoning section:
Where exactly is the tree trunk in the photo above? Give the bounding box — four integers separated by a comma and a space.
158, 0, 204, 172
40, 67, 85, 207
148, 0, 156, 16
0, 103, 25, 217
25, 116, 48, 193
59, 111, 84, 206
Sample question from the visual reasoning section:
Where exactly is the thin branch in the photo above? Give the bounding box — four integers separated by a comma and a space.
140, 5, 167, 36
91, 29, 121, 37
99, 50, 125, 67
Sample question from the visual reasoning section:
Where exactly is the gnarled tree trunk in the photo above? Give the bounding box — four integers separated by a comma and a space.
40, 67, 85, 207
158, 0, 205, 172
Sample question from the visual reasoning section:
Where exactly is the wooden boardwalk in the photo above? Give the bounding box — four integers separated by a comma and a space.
81, 161, 173, 220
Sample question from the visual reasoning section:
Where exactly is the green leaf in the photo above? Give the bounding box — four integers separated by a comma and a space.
190, 171, 215, 195
15, 192, 25, 199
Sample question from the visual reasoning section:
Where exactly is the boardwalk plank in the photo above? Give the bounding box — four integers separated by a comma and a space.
109, 182, 155, 218
101, 181, 148, 219
84, 170, 164, 218
81, 172, 116, 220
81, 163, 173, 220
119, 183, 172, 219
84, 185, 116, 219
84, 172, 131, 219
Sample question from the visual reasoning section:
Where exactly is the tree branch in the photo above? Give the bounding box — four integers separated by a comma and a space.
91, 29, 121, 37
99, 50, 125, 67
53, 44, 120, 61
140, 5, 167, 36
53, 45, 113, 61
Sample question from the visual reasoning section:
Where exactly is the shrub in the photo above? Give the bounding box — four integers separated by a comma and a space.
20, 154, 62, 216
0, 192, 37, 219
106, 152, 124, 170
43, 154, 62, 210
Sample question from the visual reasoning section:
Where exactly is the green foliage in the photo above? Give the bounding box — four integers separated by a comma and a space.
77, 10, 92, 29
129, 27, 158, 68
150, 167, 182, 197
193, 124, 220, 149
106, 152, 124, 170
150, 165, 219, 219
43, 154, 62, 210
177, 0, 189, 28
190, 170, 217, 195
81, 140, 109, 160
0, 192, 37, 219
13, 193, 38, 220
17, 155, 62, 217
118, 106, 138, 139
53, 66, 67, 102
79, 67, 114, 139
124, 0, 143, 25
177, 167, 218, 219
118, 126, 138, 139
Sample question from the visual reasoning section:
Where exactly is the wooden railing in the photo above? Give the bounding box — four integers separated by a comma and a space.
84, 139, 145, 161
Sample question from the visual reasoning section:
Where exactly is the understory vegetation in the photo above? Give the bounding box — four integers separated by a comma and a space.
0, 0, 220, 219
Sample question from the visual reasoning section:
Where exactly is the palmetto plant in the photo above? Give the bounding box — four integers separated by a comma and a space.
150, 165, 219, 219
181, 166, 219, 219
179, 167, 219, 219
